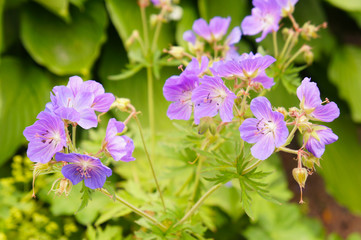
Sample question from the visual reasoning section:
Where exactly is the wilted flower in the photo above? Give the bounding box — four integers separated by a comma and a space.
23, 111, 67, 163
56, 153, 112, 189
239, 97, 289, 160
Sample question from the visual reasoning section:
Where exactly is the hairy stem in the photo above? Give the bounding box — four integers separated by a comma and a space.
72, 125, 76, 150
273, 31, 278, 58
277, 146, 298, 155
134, 116, 166, 212
100, 188, 167, 231
174, 183, 222, 228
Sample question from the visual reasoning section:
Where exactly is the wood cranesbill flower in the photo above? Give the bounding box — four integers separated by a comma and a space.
241, 0, 282, 42
212, 52, 276, 89
56, 153, 112, 189
297, 77, 340, 122
192, 76, 236, 124
102, 118, 135, 162
239, 97, 289, 160
163, 73, 199, 120
303, 126, 338, 158
23, 111, 67, 163
192, 16, 231, 42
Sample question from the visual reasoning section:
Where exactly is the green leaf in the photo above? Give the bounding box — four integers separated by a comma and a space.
33, 0, 70, 20
198, 0, 249, 28
318, 117, 361, 215
70, 0, 88, 9
76, 182, 93, 213
329, 45, 361, 122
108, 63, 146, 81
0, 57, 51, 166
20, 0, 108, 76
325, 0, 361, 12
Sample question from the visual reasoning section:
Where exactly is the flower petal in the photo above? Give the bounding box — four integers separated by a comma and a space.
193, 18, 212, 41
250, 97, 273, 120
239, 118, 263, 143
251, 133, 275, 160
312, 102, 340, 122
62, 164, 83, 186
92, 93, 115, 112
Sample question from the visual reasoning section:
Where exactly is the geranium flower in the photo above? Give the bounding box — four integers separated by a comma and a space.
297, 77, 340, 122
192, 76, 236, 124
192, 17, 231, 42
304, 126, 338, 158
102, 118, 135, 162
241, 0, 282, 42
239, 97, 289, 160
56, 153, 112, 189
23, 111, 67, 163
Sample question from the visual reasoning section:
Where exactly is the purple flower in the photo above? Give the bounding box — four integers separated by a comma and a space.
183, 56, 209, 77
239, 97, 289, 160
102, 118, 135, 162
151, 0, 161, 7
241, 0, 282, 42
183, 30, 196, 45
297, 78, 340, 122
225, 26, 242, 46
192, 76, 236, 124
56, 153, 112, 189
23, 112, 67, 163
212, 52, 276, 89
47, 76, 115, 129
304, 126, 338, 158
67, 76, 115, 113
192, 17, 231, 42
276, 0, 298, 15
163, 73, 199, 120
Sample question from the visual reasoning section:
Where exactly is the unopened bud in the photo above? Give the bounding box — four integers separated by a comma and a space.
276, 107, 288, 117
111, 98, 131, 112
301, 22, 319, 41
138, 0, 150, 8
49, 178, 73, 197
126, 30, 140, 48
304, 50, 314, 65
302, 155, 320, 170
150, 14, 158, 27
168, 5, 183, 21
292, 168, 308, 188
198, 117, 217, 135
288, 107, 300, 118
168, 46, 185, 59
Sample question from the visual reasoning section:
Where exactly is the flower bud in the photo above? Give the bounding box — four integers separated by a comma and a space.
168, 46, 185, 59
198, 117, 217, 135
302, 155, 320, 170
292, 167, 308, 188
288, 107, 300, 118
301, 22, 319, 41
49, 178, 73, 197
125, 30, 140, 48
276, 107, 288, 117
111, 98, 131, 112
168, 5, 183, 21
150, 14, 158, 27
304, 49, 314, 65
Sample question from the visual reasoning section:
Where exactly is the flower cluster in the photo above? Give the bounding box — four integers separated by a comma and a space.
23, 77, 135, 190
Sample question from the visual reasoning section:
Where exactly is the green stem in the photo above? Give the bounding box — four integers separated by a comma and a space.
174, 183, 222, 228
277, 146, 298, 155
282, 120, 299, 147
239, 85, 251, 116
282, 45, 305, 70
279, 31, 293, 60
151, 10, 165, 53
72, 125, 76, 150
242, 159, 262, 175
272, 31, 278, 58
186, 156, 204, 212
146, 66, 156, 159
134, 116, 166, 212
140, 6, 149, 51
100, 188, 167, 231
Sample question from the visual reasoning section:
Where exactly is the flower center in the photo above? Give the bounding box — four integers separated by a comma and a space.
256, 119, 276, 135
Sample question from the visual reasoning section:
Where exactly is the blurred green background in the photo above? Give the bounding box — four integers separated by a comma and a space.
1, 0, 361, 239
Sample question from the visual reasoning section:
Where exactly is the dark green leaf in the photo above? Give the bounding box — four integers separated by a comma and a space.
325, 0, 361, 12
108, 63, 146, 81
21, 0, 108, 75
33, 0, 70, 20
76, 182, 93, 213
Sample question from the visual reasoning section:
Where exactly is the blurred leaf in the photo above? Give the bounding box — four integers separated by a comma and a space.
176, 0, 198, 47
20, 0, 108, 76
105, 0, 174, 63
70, 0, 87, 9
325, 0, 361, 12
0, 57, 51, 166
86, 225, 122, 240
0, 0, 4, 54
328, 45, 361, 122
108, 63, 145, 81
349, 12, 361, 28
318, 116, 361, 215
198, 0, 248, 28
33, 0, 69, 20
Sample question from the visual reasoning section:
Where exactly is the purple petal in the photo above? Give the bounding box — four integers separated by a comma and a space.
251, 133, 275, 160
239, 118, 263, 143
55, 107, 81, 123
193, 18, 212, 41
74, 92, 94, 111
106, 118, 125, 139
241, 13, 264, 36
67, 76, 83, 96
296, 77, 322, 109
82, 80, 105, 96
252, 72, 275, 89
209, 16, 231, 41
62, 164, 84, 186
77, 109, 98, 129
312, 102, 340, 122
183, 30, 196, 44
219, 95, 236, 122
273, 112, 289, 147
92, 93, 115, 112
193, 102, 219, 124
226, 26, 241, 45
167, 101, 193, 120
84, 165, 112, 189
250, 97, 273, 120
